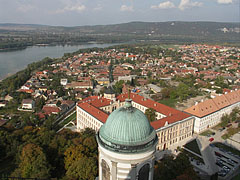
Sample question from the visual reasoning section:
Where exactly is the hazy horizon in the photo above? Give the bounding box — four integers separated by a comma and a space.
0, 20, 239, 28
0, 0, 239, 26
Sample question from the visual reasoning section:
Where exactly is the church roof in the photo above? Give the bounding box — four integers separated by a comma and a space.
98, 99, 158, 153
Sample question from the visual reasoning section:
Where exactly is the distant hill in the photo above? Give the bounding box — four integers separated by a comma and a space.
0, 21, 239, 45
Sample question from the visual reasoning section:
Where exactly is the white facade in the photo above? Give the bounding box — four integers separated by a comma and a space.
156, 116, 194, 150
98, 141, 156, 180
22, 100, 35, 110
193, 102, 240, 133
76, 106, 103, 132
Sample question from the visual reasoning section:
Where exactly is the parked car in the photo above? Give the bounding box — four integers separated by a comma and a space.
209, 137, 214, 142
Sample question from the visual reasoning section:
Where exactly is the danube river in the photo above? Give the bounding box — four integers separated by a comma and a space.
0, 43, 117, 80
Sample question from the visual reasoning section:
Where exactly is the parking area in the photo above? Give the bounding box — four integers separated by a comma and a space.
210, 144, 240, 179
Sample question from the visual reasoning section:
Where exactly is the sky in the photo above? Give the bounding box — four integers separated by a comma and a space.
0, 0, 239, 26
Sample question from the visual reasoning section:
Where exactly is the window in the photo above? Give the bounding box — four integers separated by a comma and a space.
102, 159, 110, 180
138, 164, 150, 180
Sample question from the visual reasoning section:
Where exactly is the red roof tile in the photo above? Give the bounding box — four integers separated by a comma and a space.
117, 93, 183, 116
77, 102, 108, 123
184, 89, 240, 117
42, 106, 60, 115
151, 112, 190, 130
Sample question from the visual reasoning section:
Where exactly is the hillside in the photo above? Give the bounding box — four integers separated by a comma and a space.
0, 21, 239, 50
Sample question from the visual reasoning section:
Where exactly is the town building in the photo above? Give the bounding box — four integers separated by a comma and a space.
77, 92, 194, 151
96, 99, 158, 180
184, 89, 240, 133
21, 99, 35, 110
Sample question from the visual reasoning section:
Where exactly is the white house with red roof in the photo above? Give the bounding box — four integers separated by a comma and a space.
77, 92, 194, 151
184, 89, 240, 133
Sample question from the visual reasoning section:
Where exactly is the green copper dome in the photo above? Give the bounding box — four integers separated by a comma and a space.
97, 99, 158, 153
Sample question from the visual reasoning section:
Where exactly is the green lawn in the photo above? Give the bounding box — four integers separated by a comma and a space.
212, 124, 222, 130
221, 127, 240, 140
232, 173, 240, 180
200, 130, 214, 136
158, 98, 177, 108
59, 112, 76, 127
184, 139, 202, 156
212, 142, 240, 156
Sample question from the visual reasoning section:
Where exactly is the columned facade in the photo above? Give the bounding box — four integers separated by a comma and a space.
98, 144, 156, 180
97, 99, 158, 180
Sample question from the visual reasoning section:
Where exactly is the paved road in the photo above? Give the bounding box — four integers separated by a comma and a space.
197, 137, 218, 175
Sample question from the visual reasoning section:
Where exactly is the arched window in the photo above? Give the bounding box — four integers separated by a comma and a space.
138, 163, 150, 180
101, 159, 110, 180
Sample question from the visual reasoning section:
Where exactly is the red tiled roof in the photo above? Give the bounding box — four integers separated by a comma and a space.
78, 93, 192, 130
89, 98, 111, 108
212, 95, 230, 109
42, 106, 60, 115
184, 89, 240, 117
77, 102, 108, 123
224, 90, 240, 104
80, 96, 111, 108
117, 93, 183, 116
36, 112, 46, 119
151, 112, 190, 130
117, 93, 191, 130
80, 96, 101, 103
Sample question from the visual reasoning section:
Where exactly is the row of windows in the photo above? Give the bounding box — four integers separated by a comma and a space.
77, 110, 102, 130
199, 104, 239, 129
78, 121, 99, 131
132, 102, 146, 113
179, 132, 192, 141
158, 134, 191, 150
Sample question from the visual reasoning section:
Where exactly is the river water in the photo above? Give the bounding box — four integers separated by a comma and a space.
0, 43, 116, 80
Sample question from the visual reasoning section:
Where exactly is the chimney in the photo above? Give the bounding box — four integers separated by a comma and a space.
154, 103, 157, 107
195, 102, 198, 105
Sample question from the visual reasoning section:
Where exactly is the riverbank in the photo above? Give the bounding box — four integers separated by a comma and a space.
0, 43, 119, 80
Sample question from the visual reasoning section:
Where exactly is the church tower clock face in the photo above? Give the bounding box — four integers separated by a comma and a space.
97, 99, 158, 180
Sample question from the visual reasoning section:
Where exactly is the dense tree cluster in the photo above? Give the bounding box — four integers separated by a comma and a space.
220, 107, 240, 127
154, 152, 199, 180
0, 126, 98, 179
145, 108, 156, 122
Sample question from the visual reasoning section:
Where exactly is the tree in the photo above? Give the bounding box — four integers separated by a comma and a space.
145, 108, 156, 122
161, 88, 171, 99
108, 60, 114, 83
35, 97, 45, 111
11, 143, 51, 178
64, 145, 86, 170
220, 114, 230, 127
113, 80, 124, 94
154, 152, 199, 180
65, 156, 97, 180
